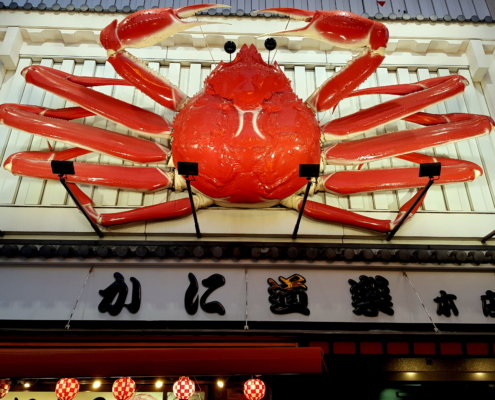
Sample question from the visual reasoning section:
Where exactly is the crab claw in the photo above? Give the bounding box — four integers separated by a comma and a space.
101, 4, 230, 54
257, 8, 388, 112
256, 8, 388, 51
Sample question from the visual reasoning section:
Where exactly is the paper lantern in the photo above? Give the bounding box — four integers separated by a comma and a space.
112, 377, 136, 400
0, 380, 11, 399
55, 378, 80, 400
243, 379, 265, 400
173, 377, 195, 400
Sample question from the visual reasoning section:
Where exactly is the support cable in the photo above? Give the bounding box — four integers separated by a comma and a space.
403, 270, 440, 333
65, 266, 93, 330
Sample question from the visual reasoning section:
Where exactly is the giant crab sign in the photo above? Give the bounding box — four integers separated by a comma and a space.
0, 5, 493, 234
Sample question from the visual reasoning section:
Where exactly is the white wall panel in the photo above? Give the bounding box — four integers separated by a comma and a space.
2, 59, 494, 225
0, 15, 495, 238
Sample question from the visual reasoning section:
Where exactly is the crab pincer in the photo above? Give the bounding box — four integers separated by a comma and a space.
256, 8, 389, 112
100, 4, 229, 111
100, 4, 229, 53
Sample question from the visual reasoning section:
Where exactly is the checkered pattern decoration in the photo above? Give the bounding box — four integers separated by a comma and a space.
173, 376, 195, 400
55, 378, 80, 400
243, 379, 265, 400
0, 380, 11, 399
112, 377, 136, 400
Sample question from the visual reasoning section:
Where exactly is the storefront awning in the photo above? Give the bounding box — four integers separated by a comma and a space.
0, 347, 324, 377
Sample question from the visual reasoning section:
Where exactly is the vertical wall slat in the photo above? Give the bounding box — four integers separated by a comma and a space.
116, 66, 143, 208
367, 67, 397, 211
412, 68, 447, 211
65, 60, 97, 202
457, 68, 495, 211
335, 66, 369, 210
472, 80, 495, 209
434, 68, 469, 211
86, 62, 121, 208
316, 67, 344, 209
17, 58, 55, 206
0, 58, 34, 205
144, 64, 174, 207
392, 68, 417, 210
167, 62, 192, 204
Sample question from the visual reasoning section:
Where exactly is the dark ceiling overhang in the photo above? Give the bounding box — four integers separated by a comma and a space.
1, 239, 495, 266
0, 346, 324, 377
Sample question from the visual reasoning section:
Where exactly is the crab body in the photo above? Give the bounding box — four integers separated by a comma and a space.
1, 5, 493, 234
173, 45, 320, 206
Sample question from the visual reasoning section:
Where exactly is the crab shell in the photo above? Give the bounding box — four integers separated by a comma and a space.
172, 44, 321, 207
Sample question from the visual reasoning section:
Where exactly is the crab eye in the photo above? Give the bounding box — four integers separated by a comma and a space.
264, 38, 277, 51
224, 41, 237, 54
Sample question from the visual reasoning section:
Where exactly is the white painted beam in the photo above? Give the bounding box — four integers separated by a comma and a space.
467, 39, 492, 82
0, 27, 23, 70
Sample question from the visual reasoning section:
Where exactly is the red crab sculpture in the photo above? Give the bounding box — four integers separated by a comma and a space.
1, 5, 494, 233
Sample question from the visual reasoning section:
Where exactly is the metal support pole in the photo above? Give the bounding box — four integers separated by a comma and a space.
292, 179, 313, 240
387, 178, 434, 241
481, 230, 495, 243
59, 175, 104, 238
185, 178, 202, 239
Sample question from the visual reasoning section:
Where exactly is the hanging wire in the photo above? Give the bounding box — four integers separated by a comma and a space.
270, 17, 291, 64
65, 266, 93, 329
196, 17, 215, 62
244, 267, 249, 330
402, 270, 440, 333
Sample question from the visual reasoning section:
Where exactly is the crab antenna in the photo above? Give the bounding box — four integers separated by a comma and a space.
224, 41, 236, 62
264, 38, 277, 64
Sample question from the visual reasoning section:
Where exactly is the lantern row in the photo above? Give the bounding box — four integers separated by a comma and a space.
0, 377, 265, 400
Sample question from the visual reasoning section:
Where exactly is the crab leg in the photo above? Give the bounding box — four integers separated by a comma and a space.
258, 8, 388, 112
319, 155, 482, 195
67, 183, 192, 226
283, 192, 426, 233
0, 105, 170, 164
100, 4, 228, 111
323, 115, 494, 165
21, 66, 172, 137
4, 151, 173, 191
322, 75, 469, 140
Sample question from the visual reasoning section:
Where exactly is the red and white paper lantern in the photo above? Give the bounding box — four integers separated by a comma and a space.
112, 377, 136, 400
243, 379, 265, 400
173, 377, 195, 400
0, 380, 11, 399
55, 378, 80, 400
